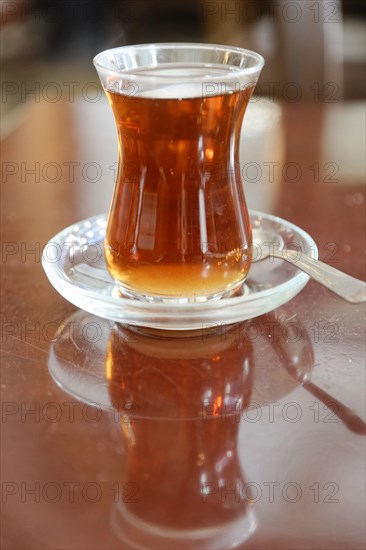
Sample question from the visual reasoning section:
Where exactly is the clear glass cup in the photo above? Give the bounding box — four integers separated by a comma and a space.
94, 43, 264, 303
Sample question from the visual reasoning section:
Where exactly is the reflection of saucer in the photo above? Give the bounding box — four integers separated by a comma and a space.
42, 211, 317, 330
110, 500, 256, 550
48, 308, 313, 419
47, 309, 314, 550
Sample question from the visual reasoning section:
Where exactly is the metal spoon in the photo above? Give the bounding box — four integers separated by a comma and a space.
252, 228, 366, 303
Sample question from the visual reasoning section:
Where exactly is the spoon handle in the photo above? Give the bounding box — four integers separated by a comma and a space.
277, 250, 366, 303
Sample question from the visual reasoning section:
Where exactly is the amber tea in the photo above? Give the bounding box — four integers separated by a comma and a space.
94, 46, 264, 302
106, 73, 254, 299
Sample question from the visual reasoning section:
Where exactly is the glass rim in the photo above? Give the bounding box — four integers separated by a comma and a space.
93, 42, 265, 81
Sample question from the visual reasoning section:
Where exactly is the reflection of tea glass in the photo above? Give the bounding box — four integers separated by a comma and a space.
48, 309, 313, 549
93, 43, 264, 303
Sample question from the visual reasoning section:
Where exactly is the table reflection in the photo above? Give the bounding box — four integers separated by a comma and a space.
48, 308, 315, 549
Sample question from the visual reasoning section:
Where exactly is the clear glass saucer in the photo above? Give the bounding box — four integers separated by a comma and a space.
42, 211, 317, 330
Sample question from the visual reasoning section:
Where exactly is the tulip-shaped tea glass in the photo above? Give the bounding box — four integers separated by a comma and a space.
94, 43, 264, 303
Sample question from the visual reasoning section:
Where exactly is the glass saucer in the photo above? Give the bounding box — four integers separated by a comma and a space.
42, 211, 317, 330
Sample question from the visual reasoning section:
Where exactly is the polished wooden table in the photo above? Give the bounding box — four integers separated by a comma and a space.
1, 95, 365, 549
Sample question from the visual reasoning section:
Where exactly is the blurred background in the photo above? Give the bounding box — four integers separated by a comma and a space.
1, 0, 365, 116
1, 0, 365, 214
